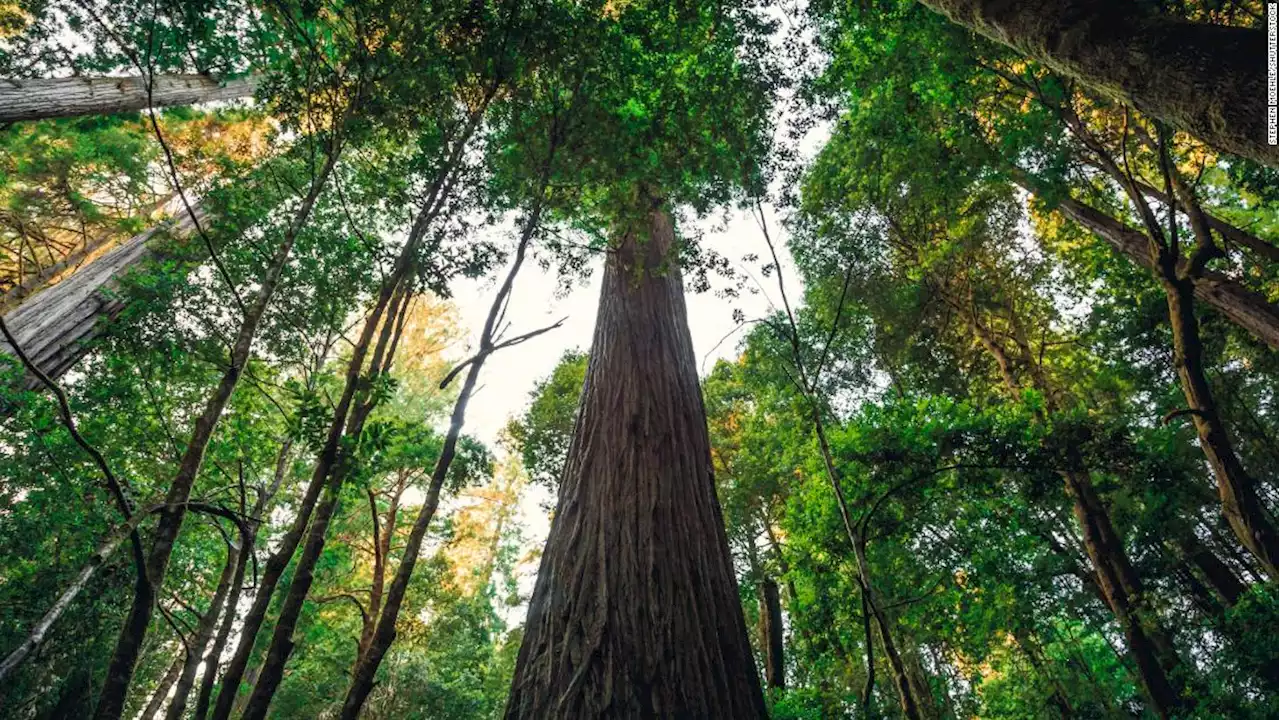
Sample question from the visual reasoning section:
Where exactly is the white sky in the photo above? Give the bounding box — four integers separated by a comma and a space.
448, 204, 805, 449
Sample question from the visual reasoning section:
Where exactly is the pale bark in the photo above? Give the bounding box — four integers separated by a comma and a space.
505, 205, 767, 719
0, 74, 257, 124
0, 202, 202, 388
918, 0, 1275, 167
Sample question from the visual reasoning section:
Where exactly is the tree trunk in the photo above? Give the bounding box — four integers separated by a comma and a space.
1014, 178, 1278, 349
1178, 533, 1247, 608
93, 149, 340, 720
339, 196, 548, 720
138, 652, 184, 720
504, 204, 767, 719
0, 505, 155, 682
852, 538, 922, 720
163, 542, 240, 720
962, 308, 1190, 718
235, 279, 410, 720
1163, 278, 1280, 576
918, 0, 1275, 167
191, 439, 290, 720
0, 202, 202, 389
1062, 470, 1188, 718
760, 577, 785, 691
207, 104, 477, 717
0, 74, 258, 124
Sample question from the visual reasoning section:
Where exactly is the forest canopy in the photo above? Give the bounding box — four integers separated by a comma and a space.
0, 0, 1275, 718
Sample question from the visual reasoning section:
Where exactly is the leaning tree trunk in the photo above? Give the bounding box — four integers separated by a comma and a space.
0, 202, 202, 388
1010, 177, 1278, 349
918, 0, 1275, 168
504, 203, 768, 719
93, 149, 340, 720
1163, 278, 1280, 577
0, 74, 258, 124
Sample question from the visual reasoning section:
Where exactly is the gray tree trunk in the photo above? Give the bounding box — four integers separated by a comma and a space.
0, 203, 202, 388
0, 74, 257, 124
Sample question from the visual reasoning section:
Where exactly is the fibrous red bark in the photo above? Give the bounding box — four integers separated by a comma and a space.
505, 203, 767, 719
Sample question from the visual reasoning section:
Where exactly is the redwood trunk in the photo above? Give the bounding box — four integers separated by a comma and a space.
504, 205, 767, 718
0, 74, 258, 124
918, 0, 1274, 167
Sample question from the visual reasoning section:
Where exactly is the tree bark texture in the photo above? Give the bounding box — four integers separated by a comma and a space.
504, 204, 767, 719
918, 0, 1276, 168
0, 202, 201, 389
0, 74, 258, 124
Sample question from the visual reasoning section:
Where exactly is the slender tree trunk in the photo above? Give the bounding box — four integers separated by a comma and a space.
340, 196, 549, 720
504, 203, 767, 719
1011, 176, 1278, 349
163, 542, 240, 720
192, 439, 291, 720
236, 278, 411, 720
0, 505, 156, 682
93, 148, 341, 720
918, 0, 1274, 167
1163, 278, 1279, 577
0, 74, 258, 124
138, 652, 185, 720
852, 537, 922, 720
760, 577, 785, 691
207, 106, 477, 717
1062, 470, 1188, 718
963, 310, 1190, 717
1012, 628, 1073, 719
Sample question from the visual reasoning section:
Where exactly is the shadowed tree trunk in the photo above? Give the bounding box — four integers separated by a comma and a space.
918, 0, 1275, 167
0, 74, 258, 124
504, 202, 768, 719
92, 146, 342, 720
760, 577, 785, 691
